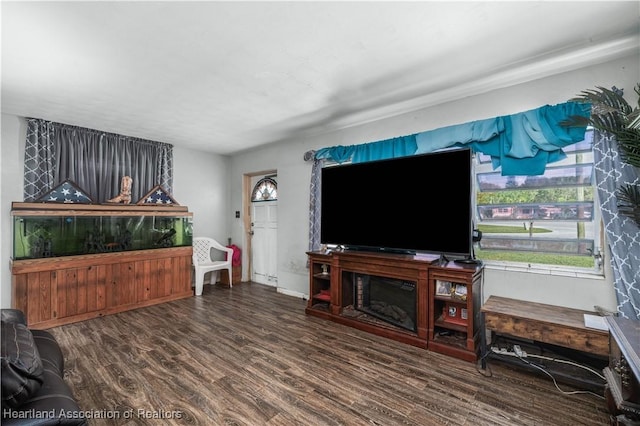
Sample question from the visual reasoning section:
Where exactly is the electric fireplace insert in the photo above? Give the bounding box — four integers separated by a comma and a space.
343, 272, 417, 332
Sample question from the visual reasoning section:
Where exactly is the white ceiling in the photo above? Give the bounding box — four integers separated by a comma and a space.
2, 1, 639, 155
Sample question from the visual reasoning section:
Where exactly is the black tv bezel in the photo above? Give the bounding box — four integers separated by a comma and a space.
319, 148, 473, 258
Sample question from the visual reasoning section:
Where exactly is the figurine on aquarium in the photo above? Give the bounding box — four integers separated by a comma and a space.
107, 176, 133, 204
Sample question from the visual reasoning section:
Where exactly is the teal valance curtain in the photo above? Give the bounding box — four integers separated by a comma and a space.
315, 135, 418, 164
314, 101, 590, 175
307, 101, 590, 253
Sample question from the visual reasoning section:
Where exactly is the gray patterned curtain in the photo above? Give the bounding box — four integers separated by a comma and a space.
593, 130, 640, 320
307, 156, 324, 253
23, 119, 56, 200
24, 119, 173, 203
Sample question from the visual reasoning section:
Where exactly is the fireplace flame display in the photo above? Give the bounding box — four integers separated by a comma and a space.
354, 274, 416, 332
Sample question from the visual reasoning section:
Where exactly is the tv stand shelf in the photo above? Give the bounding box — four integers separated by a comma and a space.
306, 250, 483, 361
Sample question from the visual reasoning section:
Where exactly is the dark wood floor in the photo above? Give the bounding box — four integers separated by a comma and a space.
50, 282, 610, 426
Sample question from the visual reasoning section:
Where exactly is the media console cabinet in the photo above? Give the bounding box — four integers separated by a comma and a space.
306, 250, 484, 362
10, 202, 194, 329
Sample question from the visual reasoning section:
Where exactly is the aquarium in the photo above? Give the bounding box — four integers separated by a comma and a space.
12, 208, 193, 260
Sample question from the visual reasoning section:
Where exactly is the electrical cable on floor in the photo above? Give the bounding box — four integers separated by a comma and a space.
492, 345, 607, 382
475, 350, 493, 377
484, 346, 606, 400
523, 353, 606, 381
514, 353, 605, 400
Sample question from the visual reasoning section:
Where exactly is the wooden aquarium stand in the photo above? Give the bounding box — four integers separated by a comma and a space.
11, 202, 194, 328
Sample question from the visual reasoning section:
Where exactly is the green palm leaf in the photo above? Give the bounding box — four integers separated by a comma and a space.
617, 184, 640, 224
569, 84, 640, 227
567, 84, 640, 168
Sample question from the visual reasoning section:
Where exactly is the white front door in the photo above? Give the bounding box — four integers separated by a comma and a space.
251, 201, 277, 286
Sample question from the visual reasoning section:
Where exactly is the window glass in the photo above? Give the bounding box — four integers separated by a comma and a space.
251, 177, 278, 202
474, 129, 601, 271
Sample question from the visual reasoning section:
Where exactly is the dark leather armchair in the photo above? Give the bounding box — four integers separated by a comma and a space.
1, 309, 87, 425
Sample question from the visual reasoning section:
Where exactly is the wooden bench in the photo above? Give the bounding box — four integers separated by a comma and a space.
481, 295, 609, 358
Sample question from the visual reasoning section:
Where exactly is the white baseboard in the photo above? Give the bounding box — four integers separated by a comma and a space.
277, 287, 306, 300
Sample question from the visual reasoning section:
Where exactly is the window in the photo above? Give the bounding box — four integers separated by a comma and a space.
474, 129, 602, 272
251, 177, 277, 202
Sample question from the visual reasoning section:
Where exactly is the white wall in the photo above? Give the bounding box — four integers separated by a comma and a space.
172, 146, 230, 244
1, 114, 26, 307
230, 54, 638, 311
0, 115, 228, 307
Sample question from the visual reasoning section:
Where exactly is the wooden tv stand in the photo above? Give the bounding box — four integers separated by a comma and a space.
306, 250, 484, 362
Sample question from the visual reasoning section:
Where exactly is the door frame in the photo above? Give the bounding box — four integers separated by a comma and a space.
243, 169, 277, 282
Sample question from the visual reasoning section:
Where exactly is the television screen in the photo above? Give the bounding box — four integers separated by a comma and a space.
320, 148, 473, 257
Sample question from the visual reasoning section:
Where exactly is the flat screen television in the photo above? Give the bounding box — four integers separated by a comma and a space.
320, 148, 473, 258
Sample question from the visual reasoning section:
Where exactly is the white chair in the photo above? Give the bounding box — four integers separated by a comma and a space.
192, 237, 234, 296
